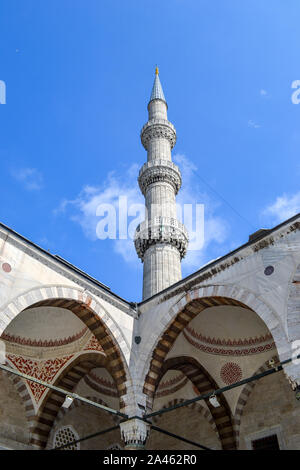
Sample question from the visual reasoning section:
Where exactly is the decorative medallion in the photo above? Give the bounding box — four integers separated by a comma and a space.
220, 362, 242, 385
2, 263, 11, 273
264, 265, 274, 276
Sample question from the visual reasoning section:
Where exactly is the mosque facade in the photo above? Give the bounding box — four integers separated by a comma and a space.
0, 71, 299, 450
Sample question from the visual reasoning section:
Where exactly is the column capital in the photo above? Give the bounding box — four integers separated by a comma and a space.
120, 418, 150, 449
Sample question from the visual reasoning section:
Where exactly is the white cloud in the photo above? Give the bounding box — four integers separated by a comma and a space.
54, 165, 144, 265
56, 156, 230, 271
248, 119, 261, 129
11, 167, 43, 190
262, 192, 300, 224
260, 89, 267, 96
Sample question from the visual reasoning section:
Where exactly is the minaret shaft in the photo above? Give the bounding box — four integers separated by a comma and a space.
134, 71, 188, 300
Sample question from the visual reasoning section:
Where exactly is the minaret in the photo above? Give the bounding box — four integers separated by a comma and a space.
134, 68, 188, 300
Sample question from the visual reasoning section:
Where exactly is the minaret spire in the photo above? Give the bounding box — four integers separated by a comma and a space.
134, 70, 188, 300
150, 66, 166, 103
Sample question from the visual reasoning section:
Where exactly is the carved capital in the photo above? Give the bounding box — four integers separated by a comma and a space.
120, 419, 150, 449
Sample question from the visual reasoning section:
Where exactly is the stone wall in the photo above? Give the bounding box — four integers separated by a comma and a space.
239, 370, 300, 449
0, 372, 29, 448
146, 406, 221, 450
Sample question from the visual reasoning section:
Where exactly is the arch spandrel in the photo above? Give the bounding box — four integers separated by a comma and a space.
0, 284, 130, 366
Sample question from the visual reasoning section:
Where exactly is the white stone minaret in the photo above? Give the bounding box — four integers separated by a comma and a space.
134, 68, 188, 300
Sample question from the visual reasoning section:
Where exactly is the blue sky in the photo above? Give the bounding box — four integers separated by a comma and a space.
0, 0, 299, 301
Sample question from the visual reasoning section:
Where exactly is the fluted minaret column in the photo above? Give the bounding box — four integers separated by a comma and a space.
134, 68, 188, 300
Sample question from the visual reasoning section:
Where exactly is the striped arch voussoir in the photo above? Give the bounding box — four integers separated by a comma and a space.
144, 295, 251, 401
2, 364, 36, 433
154, 356, 236, 450
2, 286, 129, 401
233, 355, 279, 448
16, 290, 128, 400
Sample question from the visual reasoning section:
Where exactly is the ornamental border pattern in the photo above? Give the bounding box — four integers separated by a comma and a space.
183, 328, 276, 356
185, 326, 273, 346
84, 374, 119, 398
156, 372, 186, 390
155, 376, 189, 398
1, 326, 89, 348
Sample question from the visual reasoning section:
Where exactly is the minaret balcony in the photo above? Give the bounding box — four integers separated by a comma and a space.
134, 217, 189, 261
138, 159, 182, 195
140, 119, 177, 150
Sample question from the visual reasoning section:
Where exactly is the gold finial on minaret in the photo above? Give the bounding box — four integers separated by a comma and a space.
155, 65, 159, 75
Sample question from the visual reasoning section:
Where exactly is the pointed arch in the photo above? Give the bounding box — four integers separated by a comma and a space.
156, 356, 236, 449
0, 285, 130, 403
142, 285, 288, 407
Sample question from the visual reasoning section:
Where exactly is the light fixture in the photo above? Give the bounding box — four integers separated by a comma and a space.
268, 358, 279, 371
208, 393, 220, 408
62, 395, 74, 409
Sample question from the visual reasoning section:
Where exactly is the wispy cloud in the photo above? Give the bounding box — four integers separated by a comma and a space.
248, 119, 261, 129
55, 156, 230, 271
262, 191, 300, 224
11, 167, 43, 190
54, 165, 144, 264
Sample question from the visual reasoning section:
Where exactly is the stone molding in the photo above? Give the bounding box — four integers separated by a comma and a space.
138, 160, 182, 195
120, 418, 150, 448
141, 119, 177, 150
134, 218, 188, 260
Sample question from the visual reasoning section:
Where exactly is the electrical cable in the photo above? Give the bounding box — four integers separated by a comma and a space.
145, 355, 297, 419
0, 353, 298, 449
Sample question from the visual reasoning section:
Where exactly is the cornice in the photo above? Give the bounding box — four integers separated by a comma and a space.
0, 227, 136, 316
